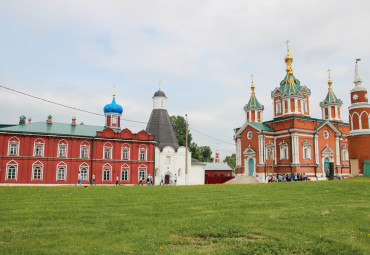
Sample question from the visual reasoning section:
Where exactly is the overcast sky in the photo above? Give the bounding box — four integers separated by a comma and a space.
0, 0, 369, 158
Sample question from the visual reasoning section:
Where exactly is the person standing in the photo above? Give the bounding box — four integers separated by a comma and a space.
160, 175, 164, 185
138, 176, 143, 185
174, 174, 177, 185
116, 174, 119, 186
92, 173, 96, 185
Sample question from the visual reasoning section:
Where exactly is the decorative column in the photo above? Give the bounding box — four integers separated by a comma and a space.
236, 139, 241, 166
294, 98, 298, 113
288, 99, 291, 114
335, 137, 340, 166
314, 135, 319, 164
328, 107, 332, 120
258, 135, 265, 164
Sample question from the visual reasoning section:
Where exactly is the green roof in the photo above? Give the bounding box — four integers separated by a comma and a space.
320, 89, 342, 106
0, 121, 104, 137
245, 94, 263, 109
249, 122, 274, 131
279, 73, 303, 95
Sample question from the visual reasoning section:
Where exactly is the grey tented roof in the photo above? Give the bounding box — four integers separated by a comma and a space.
146, 109, 179, 151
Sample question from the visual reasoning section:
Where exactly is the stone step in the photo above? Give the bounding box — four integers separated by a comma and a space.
224, 175, 259, 184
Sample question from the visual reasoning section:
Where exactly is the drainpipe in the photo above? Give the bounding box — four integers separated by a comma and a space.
287, 117, 294, 174
314, 119, 318, 178
90, 137, 95, 185
262, 131, 266, 182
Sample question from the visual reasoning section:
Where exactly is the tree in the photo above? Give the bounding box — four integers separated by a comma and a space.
170, 115, 192, 147
170, 115, 213, 162
223, 153, 236, 170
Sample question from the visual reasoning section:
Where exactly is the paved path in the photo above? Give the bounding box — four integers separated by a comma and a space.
224, 175, 259, 184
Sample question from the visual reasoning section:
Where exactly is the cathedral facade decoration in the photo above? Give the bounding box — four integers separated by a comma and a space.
235, 45, 351, 182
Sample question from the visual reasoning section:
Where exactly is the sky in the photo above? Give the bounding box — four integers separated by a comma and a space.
0, 0, 369, 159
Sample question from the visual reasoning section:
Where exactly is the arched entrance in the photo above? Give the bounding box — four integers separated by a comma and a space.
165, 175, 170, 184
324, 157, 330, 176
248, 158, 254, 176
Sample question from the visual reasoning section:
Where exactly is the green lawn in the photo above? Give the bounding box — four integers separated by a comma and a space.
0, 178, 369, 255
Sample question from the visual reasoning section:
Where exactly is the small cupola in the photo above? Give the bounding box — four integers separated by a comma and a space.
72, 116, 76, 126
19, 115, 26, 125
28, 117, 32, 124
47, 115, 52, 124
104, 84, 123, 130
244, 75, 264, 123
320, 69, 343, 122
153, 80, 167, 110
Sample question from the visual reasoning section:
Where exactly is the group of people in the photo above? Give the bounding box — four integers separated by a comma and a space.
267, 172, 309, 183
138, 174, 154, 185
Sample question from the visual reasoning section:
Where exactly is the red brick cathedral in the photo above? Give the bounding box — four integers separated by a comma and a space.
0, 93, 155, 185
235, 46, 353, 182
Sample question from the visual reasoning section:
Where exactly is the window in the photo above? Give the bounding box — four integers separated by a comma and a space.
35, 145, 43, 156
247, 131, 253, 139
279, 142, 289, 160
122, 145, 130, 160
112, 116, 117, 124
304, 100, 308, 112
57, 167, 65, 181
213, 174, 218, 177
56, 162, 67, 181
58, 140, 68, 157
32, 162, 43, 180
121, 167, 129, 181
220, 174, 230, 177
81, 147, 88, 158
80, 167, 88, 181
139, 167, 146, 181
102, 164, 111, 181
6, 161, 18, 180
205, 174, 209, 177
342, 146, 349, 161
139, 147, 146, 161
8, 137, 20, 156
103, 143, 112, 159
323, 130, 329, 139
302, 141, 311, 160
33, 139, 45, 157
10, 144, 18, 155
276, 101, 281, 114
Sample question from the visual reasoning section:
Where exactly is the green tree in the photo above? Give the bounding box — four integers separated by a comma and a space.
170, 115, 213, 162
223, 153, 236, 169
170, 115, 192, 147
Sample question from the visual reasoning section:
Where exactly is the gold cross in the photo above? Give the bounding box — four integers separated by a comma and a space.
159, 80, 161, 90
251, 74, 254, 84
285, 40, 290, 51
113, 83, 116, 97
327, 69, 331, 79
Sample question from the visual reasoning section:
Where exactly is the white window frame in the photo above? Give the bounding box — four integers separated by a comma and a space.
247, 131, 253, 139
103, 143, 113, 159
80, 141, 90, 159
80, 163, 89, 181
139, 146, 147, 161
58, 140, 68, 158
121, 144, 130, 160
121, 165, 129, 181
279, 142, 289, 160
102, 164, 112, 181
276, 101, 281, 114
32, 161, 43, 181
138, 165, 146, 181
342, 145, 349, 161
323, 130, 329, 139
6, 161, 18, 180
304, 99, 308, 113
8, 137, 20, 156
33, 138, 45, 157
302, 142, 312, 160
56, 162, 67, 181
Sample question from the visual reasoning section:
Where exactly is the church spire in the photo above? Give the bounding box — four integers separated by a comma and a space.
354, 58, 363, 86
244, 75, 264, 123
320, 69, 343, 122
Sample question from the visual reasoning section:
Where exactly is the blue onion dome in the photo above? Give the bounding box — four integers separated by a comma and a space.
103, 96, 123, 114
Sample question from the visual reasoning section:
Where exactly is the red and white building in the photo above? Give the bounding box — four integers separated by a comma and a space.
235, 46, 351, 182
0, 94, 156, 185
348, 59, 370, 176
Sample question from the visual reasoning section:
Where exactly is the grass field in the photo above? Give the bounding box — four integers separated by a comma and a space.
0, 177, 369, 255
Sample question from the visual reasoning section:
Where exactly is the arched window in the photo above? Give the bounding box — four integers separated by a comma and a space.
32, 161, 43, 180
80, 163, 89, 181
103, 142, 113, 159
138, 165, 146, 181
279, 141, 289, 160
8, 137, 20, 156
139, 145, 147, 161
342, 145, 349, 161
56, 162, 67, 181
80, 141, 90, 159
361, 112, 369, 129
102, 164, 112, 181
302, 141, 311, 160
352, 113, 360, 130
33, 138, 45, 157
6, 161, 18, 180
121, 164, 129, 181
58, 140, 68, 157
121, 144, 130, 160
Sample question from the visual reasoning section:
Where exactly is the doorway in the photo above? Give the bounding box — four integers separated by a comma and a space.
324, 157, 329, 176
165, 175, 170, 184
248, 158, 254, 176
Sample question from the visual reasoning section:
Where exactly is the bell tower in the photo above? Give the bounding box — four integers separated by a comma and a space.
320, 69, 343, 122
244, 75, 264, 123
